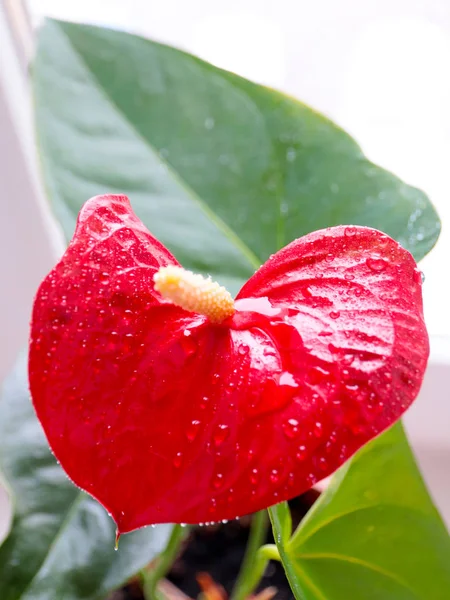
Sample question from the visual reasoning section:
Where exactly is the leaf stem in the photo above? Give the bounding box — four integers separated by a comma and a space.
142, 524, 188, 600
259, 544, 281, 561
230, 511, 270, 600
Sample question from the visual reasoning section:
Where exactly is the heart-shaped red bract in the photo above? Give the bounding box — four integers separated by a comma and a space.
29, 195, 428, 533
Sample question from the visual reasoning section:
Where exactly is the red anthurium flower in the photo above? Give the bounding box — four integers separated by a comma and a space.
29, 195, 428, 533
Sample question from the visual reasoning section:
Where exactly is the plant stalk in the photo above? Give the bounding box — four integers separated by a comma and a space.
230, 511, 270, 600
142, 524, 188, 600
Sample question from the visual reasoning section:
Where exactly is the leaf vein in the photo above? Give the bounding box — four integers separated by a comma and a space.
297, 552, 420, 599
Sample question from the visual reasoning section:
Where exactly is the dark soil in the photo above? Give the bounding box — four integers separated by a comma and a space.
113, 490, 320, 600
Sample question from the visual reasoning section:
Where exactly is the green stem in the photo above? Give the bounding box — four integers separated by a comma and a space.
142, 524, 188, 600
259, 544, 281, 562
231, 511, 270, 600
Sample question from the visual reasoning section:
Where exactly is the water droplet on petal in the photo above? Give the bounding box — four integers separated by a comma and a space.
296, 445, 307, 460
317, 456, 328, 471
213, 424, 230, 447
413, 269, 425, 284
200, 396, 209, 409
344, 226, 356, 237
212, 472, 223, 489
270, 469, 280, 483
238, 344, 249, 356
282, 417, 300, 439
313, 422, 323, 438
366, 257, 387, 272
173, 452, 183, 468
186, 420, 201, 441
209, 498, 218, 515
180, 335, 197, 357
246, 371, 297, 418
250, 468, 259, 485
329, 310, 340, 319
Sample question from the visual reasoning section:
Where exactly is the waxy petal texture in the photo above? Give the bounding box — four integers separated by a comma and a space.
29, 195, 429, 532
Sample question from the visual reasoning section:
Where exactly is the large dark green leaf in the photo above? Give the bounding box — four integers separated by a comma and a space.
34, 19, 439, 296
268, 424, 450, 600
0, 355, 172, 600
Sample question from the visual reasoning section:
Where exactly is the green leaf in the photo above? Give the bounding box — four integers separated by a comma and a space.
34, 18, 439, 299
0, 355, 172, 600
268, 424, 450, 600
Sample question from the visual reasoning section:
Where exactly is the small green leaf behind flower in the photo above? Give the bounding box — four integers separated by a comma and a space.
269, 423, 450, 600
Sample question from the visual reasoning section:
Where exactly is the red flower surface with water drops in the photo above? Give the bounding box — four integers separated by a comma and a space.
29, 194, 428, 533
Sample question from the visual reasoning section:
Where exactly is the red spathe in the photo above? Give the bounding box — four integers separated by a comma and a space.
29, 195, 429, 533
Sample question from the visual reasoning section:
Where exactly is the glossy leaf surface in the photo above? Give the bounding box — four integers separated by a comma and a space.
269, 424, 450, 600
34, 19, 440, 296
0, 355, 172, 600
29, 195, 428, 532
